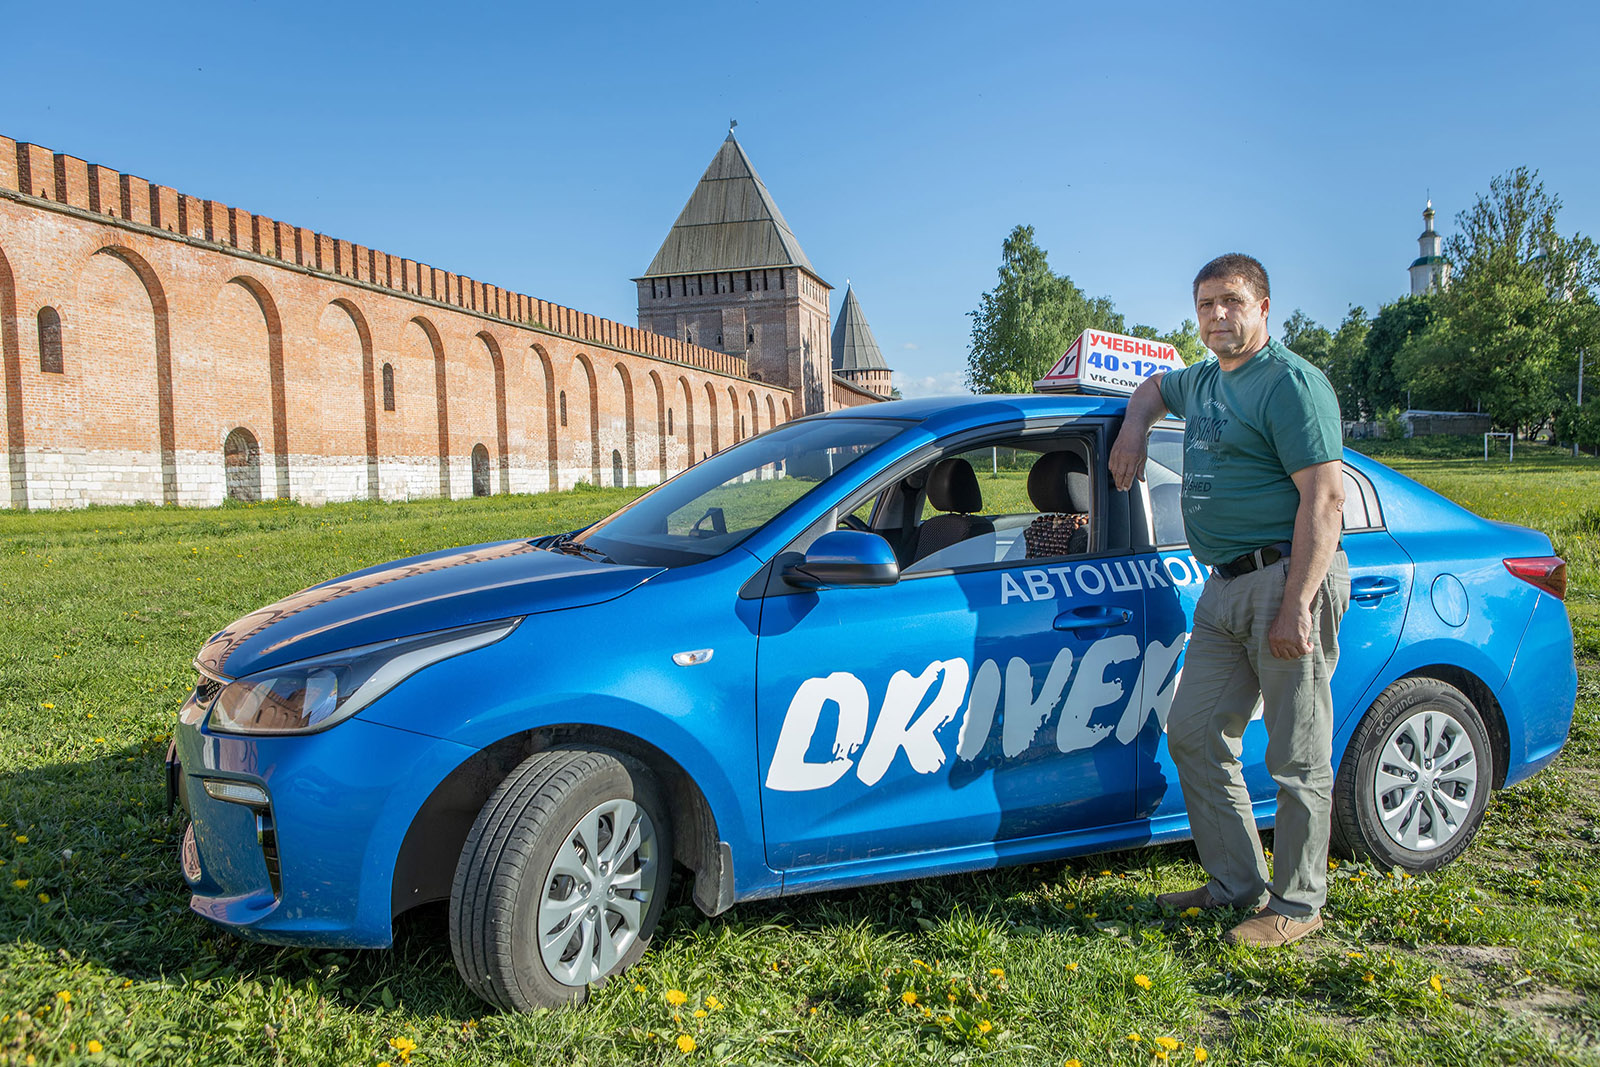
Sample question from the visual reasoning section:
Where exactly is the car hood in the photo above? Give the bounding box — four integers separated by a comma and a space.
195, 540, 663, 678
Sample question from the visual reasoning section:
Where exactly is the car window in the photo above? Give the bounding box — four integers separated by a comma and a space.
1147, 427, 1186, 546
575, 418, 909, 567
900, 437, 1095, 576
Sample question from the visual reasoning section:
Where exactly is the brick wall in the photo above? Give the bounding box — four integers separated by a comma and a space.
0, 135, 796, 508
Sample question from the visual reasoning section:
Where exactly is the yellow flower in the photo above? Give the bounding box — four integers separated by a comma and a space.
41, 703, 54, 709
692, 1009, 707, 1019
1100, 869, 1113, 876
14, 835, 27, 844
1363, 972, 1375, 983
665, 989, 688, 1006
633, 984, 647, 993
1182, 906, 1201, 918
977, 1019, 993, 1033
1134, 974, 1153, 990
1347, 951, 1364, 959
387, 1036, 417, 1062
36, 893, 49, 904
1195, 1048, 1209, 1063
705, 995, 722, 1010
378, 1063, 391, 1067
901, 990, 917, 1005
1156, 1036, 1181, 1051
1127, 1032, 1143, 1043
1429, 974, 1444, 993
912, 958, 932, 971
988, 967, 1005, 978
676, 1034, 696, 1054
1066, 1060, 1083, 1067
56, 991, 71, 1004
87, 1041, 103, 1054
1064, 962, 1079, 972
1156, 1054, 1169, 1063
1063, 902, 1076, 910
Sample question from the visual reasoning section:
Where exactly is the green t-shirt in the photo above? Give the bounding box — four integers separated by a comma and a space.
1156, 338, 1343, 567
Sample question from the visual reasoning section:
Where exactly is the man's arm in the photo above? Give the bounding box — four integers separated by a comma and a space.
1267, 460, 1345, 659
1109, 374, 1170, 492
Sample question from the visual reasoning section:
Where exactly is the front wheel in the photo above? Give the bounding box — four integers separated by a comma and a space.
1331, 677, 1493, 872
450, 747, 673, 1010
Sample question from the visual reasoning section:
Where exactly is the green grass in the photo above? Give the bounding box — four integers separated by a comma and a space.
1, 457, 1598, 1065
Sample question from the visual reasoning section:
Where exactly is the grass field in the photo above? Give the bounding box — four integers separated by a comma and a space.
0, 444, 1597, 1065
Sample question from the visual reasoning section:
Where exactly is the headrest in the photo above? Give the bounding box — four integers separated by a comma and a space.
1027, 450, 1092, 514
928, 457, 983, 514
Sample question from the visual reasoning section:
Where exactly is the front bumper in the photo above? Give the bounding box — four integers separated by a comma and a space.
171, 697, 476, 948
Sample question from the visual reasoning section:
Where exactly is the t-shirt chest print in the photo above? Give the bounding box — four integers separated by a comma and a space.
1183, 395, 1231, 510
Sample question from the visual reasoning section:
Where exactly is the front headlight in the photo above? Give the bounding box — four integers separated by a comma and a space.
206, 618, 520, 735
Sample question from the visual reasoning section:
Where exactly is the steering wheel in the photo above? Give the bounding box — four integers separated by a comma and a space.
837, 513, 870, 532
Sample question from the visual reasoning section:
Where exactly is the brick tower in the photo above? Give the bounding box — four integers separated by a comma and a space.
636, 132, 834, 414
830, 284, 892, 399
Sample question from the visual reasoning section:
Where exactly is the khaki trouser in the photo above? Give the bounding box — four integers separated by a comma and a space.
1166, 551, 1350, 919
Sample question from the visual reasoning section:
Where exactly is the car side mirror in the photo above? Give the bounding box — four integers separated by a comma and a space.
783, 530, 900, 589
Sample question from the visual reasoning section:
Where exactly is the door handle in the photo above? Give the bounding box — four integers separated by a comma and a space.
1053, 607, 1133, 631
1351, 576, 1402, 602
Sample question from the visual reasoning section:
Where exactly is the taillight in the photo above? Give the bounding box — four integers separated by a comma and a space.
1504, 556, 1567, 600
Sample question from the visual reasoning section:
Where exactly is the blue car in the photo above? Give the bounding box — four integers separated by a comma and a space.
169, 393, 1577, 1010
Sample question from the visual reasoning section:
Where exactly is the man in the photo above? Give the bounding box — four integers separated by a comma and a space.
1108, 254, 1350, 947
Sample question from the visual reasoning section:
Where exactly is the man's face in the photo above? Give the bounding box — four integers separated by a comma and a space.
1194, 276, 1270, 360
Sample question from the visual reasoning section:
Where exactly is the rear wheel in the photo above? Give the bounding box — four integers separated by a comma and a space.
1332, 677, 1493, 872
449, 747, 672, 1010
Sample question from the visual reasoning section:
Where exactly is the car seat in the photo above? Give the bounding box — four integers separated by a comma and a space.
1023, 450, 1091, 558
912, 458, 994, 562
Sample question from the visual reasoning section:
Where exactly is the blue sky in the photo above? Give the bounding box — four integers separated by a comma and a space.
6, 2, 1597, 397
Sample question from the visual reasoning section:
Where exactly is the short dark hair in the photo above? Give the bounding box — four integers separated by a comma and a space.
1193, 253, 1270, 301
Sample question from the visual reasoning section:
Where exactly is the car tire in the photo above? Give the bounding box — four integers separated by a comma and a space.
1331, 677, 1493, 873
449, 746, 673, 1010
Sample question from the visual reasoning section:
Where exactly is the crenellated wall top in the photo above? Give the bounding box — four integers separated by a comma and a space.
0, 134, 751, 381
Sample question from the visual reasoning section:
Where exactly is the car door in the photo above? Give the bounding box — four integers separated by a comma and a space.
1134, 425, 1414, 820
755, 427, 1149, 875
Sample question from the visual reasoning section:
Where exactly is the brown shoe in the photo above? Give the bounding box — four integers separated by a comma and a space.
1224, 909, 1323, 947
1155, 885, 1228, 911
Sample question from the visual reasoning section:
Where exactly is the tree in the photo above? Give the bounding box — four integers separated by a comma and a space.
1129, 318, 1207, 365
1280, 309, 1332, 366
1396, 168, 1600, 437
966, 226, 1125, 393
1360, 294, 1435, 418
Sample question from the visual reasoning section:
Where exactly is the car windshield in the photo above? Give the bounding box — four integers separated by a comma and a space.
571, 418, 909, 567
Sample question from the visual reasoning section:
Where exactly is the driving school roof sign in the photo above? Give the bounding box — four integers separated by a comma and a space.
1034, 329, 1185, 395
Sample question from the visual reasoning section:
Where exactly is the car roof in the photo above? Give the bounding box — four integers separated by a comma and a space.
806, 392, 1130, 434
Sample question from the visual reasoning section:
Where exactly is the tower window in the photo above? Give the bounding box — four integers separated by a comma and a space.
382, 363, 395, 411
668, 409, 674, 435
559, 391, 568, 427
38, 307, 63, 373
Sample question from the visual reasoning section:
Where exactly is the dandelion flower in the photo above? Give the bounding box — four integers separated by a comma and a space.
1127, 1032, 1142, 1043
705, 995, 722, 1010
1182, 906, 1201, 918
14, 835, 27, 844
901, 990, 917, 1005
1064, 962, 1079, 972
1156, 1037, 1181, 1051
387, 1036, 417, 1063
665, 989, 688, 1006
87, 1041, 102, 1054
692, 1009, 707, 1019
1066, 1061, 1083, 1067
1134, 974, 1153, 990
1363, 972, 1375, 983
988, 967, 1005, 978
1100, 869, 1113, 876
676, 1034, 696, 1054
1195, 1048, 1209, 1063
1429, 974, 1443, 993
36, 893, 49, 904
1063, 902, 1076, 910
40, 704, 54, 710
1156, 1054, 1169, 1063
633, 984, 647, 993
55, 992, 71, 1004
1347, 951, 1364, 959
11, 879, 26, 890
977, 1019, 993, 1033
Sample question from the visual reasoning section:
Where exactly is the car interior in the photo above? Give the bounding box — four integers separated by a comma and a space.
841, 437, 1098, 575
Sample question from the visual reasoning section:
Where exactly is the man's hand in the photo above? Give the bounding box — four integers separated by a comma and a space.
1109, 375, 1170, 492
1109, 427, 1149, 492
1267, 601, 1315, 659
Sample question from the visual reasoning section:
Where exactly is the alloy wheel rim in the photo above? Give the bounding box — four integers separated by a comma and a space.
1370, 708, 1480, 853
535, 797, 658, 986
